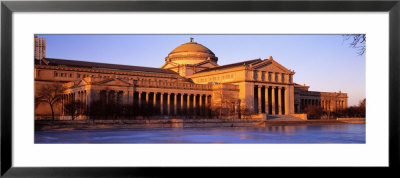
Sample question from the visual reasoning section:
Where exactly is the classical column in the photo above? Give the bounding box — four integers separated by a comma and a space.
174, 93, 177, 115
265, 86, 269, 115
271, 87, 275, 115
86, 89, 91, 108
205, 94, 209, 116
278, 87, 282, 115
145, 92, 149, 104
285, 87, 289, 115
199, 94, 203, 115
84, 91, 87, 110
153, 92, 156, 107
167, 93, 171, 115
328, 100, 331, 110
180, 94, 184, 115
160, 93, 164, 115
258, 86, 262, 113
193, 94, 197, 115
186, 94, 190, 115
138, 91, 142, 106
123, 90, 128, 105
61, 95, 64, 114
324, 100, 327, 110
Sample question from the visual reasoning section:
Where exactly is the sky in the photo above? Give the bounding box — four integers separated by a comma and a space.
36, 34, 366, 106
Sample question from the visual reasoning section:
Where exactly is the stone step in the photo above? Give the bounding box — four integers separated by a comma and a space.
266, 115, 304, 121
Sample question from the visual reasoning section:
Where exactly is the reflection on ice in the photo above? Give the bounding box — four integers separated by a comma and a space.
35, 124, 365, 144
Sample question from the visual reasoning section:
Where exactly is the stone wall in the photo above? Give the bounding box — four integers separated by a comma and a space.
35, 118, 265, 130
290, 113, 308, 120
336, 117, 365, 121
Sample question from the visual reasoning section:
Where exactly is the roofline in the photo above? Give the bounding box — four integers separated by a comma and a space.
194, 58, 262, 74
41, 57, 179, 75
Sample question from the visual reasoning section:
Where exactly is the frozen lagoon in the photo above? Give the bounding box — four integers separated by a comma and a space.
35, 124, 365, 144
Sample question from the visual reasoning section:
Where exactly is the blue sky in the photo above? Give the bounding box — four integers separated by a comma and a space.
36, 34, 365, 106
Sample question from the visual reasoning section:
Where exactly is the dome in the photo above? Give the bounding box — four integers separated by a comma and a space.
165, 38, 218, 65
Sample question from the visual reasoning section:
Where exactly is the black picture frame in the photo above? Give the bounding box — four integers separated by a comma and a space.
1, 0, 399, 177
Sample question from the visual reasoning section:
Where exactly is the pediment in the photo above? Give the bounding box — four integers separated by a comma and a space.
195, 60, 219, 68
76, 79, 89, 87
252, 59, 294, 74
160, 61, 178, 69
95, 78, 131, 86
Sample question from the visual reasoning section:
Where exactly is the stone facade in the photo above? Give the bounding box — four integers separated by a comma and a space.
34, 37, 348, 120
294, 83, 348, 113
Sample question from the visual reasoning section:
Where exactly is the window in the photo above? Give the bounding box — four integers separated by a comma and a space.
253, 70, 258, 80
77, 73, 81, 78
261, 71, 266, 81
281, 73, 285, 83
69, 73, 73, 78
275, 73, 279, 82
289, 75, 293, 83
54, 72, 58, 77
268, 72, 272, 81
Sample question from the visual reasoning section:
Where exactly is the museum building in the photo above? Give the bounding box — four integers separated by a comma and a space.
34, 36, 348, 119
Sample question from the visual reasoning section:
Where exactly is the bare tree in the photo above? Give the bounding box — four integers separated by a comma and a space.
35, 83, 65, 121
212, 84, 238, 119
63, 100, 85, 120
303, 105, 324, 119
357, 98, 366, 117
240, 106, 255, 119
343, 34, 366, 55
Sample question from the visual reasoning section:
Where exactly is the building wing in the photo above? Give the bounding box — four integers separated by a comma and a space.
40, 58, 178, 75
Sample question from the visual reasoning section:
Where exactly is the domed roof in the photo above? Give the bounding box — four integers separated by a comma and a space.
165, 38, 218, 65
170, 41, 215, 55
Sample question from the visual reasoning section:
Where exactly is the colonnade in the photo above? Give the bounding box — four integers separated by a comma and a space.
62, 89, 212, 117
321, 99, 346, 111
254, 85, 289, 115
301, 98, 346, 111
61, 90, 87, 115
99, 90, 124, 105
133, 91, 212, 116
300, 99, 320, 111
